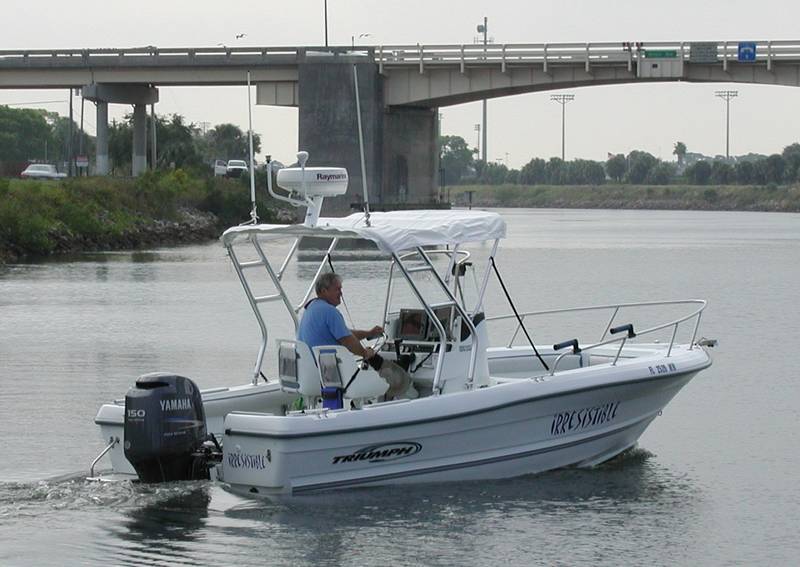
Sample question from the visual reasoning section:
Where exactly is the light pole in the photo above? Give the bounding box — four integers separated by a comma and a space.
477, 17, 488, 163
550, 93, 575, 161
324, 0, 328, 47
351, 32, 371, 47
715, 90, 738, 160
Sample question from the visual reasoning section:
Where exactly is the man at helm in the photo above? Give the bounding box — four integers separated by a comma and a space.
298, 272, 413, 399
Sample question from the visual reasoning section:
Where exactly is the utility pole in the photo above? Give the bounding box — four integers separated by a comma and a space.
79, 91, 85, 176
151, 103, 157, 169
476, 17, 488, 163
324, 0, 328, 47
68, 88, 74, 177
715, 90, 738, 160
550, 93, 575, 161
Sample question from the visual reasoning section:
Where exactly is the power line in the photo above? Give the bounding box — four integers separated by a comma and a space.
3, 100, 68, 106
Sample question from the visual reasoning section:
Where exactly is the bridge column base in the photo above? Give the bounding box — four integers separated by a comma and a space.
95, 101, 109, 175
83, 83, 158, 177
382, 107, 439, 206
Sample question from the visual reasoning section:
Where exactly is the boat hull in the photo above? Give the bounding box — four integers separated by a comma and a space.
222, 349, 707, 495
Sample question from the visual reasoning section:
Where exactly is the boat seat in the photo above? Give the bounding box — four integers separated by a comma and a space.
311, 345, 389, 400
276, 339, 321, 398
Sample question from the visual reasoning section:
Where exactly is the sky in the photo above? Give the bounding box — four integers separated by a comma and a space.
2, 0, 800, 168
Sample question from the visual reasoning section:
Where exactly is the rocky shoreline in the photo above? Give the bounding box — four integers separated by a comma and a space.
0, 208, 220, 263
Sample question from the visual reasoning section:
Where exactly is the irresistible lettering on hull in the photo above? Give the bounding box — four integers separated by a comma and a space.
332, 442, 422, 465
227, 451, 271, 470
550, 401, 620, 436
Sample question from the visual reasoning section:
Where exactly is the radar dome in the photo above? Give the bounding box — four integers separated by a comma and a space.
276, 167, 348, 197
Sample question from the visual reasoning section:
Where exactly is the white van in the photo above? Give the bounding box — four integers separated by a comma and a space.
213, 160, 227, 176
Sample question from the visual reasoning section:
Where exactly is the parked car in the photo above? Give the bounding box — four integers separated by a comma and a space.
225, 160, 248, 178
20, 164, 67, 180
213, 159, 227, 177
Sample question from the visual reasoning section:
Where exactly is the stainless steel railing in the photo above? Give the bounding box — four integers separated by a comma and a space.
485, 299, 707, 375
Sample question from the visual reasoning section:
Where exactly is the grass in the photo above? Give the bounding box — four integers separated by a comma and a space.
449, 183, 800, 212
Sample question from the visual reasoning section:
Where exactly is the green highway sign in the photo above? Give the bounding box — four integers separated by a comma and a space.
644, 50, 678, 58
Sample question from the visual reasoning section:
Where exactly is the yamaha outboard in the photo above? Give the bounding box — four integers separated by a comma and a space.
124, 373, 209, 482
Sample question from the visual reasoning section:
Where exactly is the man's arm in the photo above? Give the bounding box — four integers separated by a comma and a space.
339, 334, 375, 359
351, 325, 384, 341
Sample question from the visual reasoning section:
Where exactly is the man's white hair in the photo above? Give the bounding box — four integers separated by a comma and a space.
315, 272, 341, 295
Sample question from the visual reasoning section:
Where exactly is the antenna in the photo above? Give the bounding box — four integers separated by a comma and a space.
297, 150, 309, 200
352, 65, 371, 227
246, 71, 258, 224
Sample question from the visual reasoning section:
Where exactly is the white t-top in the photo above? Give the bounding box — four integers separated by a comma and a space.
221, 210, 506, 253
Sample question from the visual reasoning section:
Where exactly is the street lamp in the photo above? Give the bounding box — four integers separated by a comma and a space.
550, 93, 575, 161
715, 90, 738, 160
477, 17, 488, 163
351, 32, 371, 47
323, 0, 328, 47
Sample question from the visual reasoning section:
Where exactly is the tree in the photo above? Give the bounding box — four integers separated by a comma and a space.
710, 161, 734, 185
479, 161, 508, 185
626, 151, 658, 184
764, 154, 786, 184
206, 123, 260, 162
605, 154, 626, 182
520, 157, 547, 185
673, 141, 687, 166
734, 160, 754, 184
566, 159, 606, 185
647, 162, 676, 185
108, 119, 133, 174
505, 169, 520, 184
0, 106, 53, 162
155, 114, 202, 169
545, 157, 566, 184
781, 143, 800, 182
438, 135, 475, 185
686, 160, 712, 185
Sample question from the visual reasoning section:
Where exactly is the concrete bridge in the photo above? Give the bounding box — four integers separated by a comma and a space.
2, 40, 800, 210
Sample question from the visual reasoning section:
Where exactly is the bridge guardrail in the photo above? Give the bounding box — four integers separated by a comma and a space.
2, 41, 800, 72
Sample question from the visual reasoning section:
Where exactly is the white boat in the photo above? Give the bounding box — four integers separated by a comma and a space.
93, 157, 714, 496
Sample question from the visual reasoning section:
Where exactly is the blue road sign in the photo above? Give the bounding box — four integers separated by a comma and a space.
738, 42, 757, 62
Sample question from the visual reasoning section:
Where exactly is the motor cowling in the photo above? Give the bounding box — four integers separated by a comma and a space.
124, 373, 208, 482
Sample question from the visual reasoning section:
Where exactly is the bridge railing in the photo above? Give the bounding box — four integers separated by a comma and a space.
3, 41, 800, 71
375, 40, 800, 74
0, 46, 303, 66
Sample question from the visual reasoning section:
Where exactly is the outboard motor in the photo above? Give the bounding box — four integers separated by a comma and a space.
124, 373, 208, 482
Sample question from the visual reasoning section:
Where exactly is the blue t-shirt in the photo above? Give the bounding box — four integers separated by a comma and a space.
297, 299, 351, 349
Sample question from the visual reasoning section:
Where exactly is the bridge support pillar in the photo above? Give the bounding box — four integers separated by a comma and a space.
95, 101, 109, 175
132, 104, 147, 176
297, 57, 438, 213
383, 107, 439, 206
298, 59, 384, 213
83, 83, 158, 176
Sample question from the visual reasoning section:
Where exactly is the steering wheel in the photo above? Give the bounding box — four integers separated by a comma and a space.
364, 332, 388, 352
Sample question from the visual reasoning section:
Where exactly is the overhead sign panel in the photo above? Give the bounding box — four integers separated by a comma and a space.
689, 42, 718, 63
738, 42, 757, 61
644, 50, 678, 58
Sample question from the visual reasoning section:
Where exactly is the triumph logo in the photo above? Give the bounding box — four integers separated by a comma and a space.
332, 442, 422, 465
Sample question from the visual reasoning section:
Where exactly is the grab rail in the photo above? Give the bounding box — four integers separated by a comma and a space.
486, 299, 707, 374
89, 436, 118, 478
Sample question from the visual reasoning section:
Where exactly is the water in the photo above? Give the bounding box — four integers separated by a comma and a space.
1, 208, 798, 565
